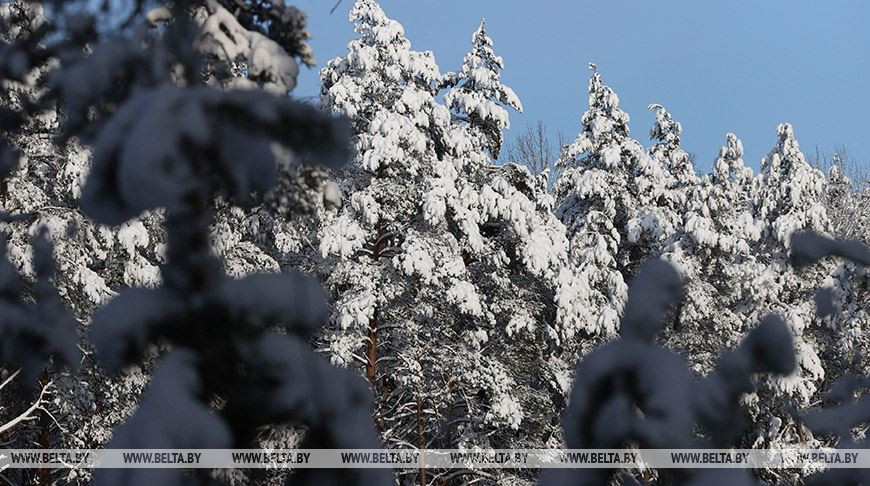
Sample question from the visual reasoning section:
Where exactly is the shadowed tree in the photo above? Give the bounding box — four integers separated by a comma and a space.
0, 1, 392, 485
541, 258, 796, 486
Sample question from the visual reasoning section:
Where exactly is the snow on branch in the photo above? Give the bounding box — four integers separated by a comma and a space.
542, 259, 796, 486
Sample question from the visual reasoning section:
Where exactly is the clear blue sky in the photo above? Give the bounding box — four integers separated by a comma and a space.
296, 0, 870, 173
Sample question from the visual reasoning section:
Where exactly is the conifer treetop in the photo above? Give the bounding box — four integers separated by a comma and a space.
556, 65, 639, 174
321, 0, 443, 137
648, 103, 696, 185
649, 103, 682, 148
758, 123, 830, 248
712, 133, 750, 184
582, 64, 631, 149
440, 19, 522, 159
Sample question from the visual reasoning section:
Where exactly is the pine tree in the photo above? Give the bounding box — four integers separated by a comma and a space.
662, 133, 763, 370
821, 260, 868, 374
0, 4, 167, 470
0, 228, 80, 476
554, 65, 676, 337
785, 231, 870, 485
741, 124, 834, 460
750, 124, 831, 401
320, 3, 583, 483
648, 103, 698, 238
435, 21, 589, 461
439, 20, 522, 160
755, 124, 830, 256
0, 1, 333, 467
818, 162, 870, 376
823, 159, 869, 241
191, 0, 333, 281
541, 259, 796, 486
319, 1, 452, 463
0, 0, 164, 318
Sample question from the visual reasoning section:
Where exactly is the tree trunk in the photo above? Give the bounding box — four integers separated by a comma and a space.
35, 370, 51, 486
366, 222, 386, 431
417, 392, 426, 486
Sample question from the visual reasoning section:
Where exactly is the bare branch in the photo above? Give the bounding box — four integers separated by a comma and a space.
0, 379, 52, 435
0, 369, 21, 393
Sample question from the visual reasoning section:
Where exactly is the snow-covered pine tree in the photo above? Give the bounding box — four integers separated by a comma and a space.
822, 159, 869, 242
816, 163, 869, 379
662, 132, 763, 370
820, 258, 869, 376
755, 124, 830, 259
746, 123, 834, 454
188, 0, 336, 280
554, 64, 677, 337
319, 1, 452, 465
648, 103, 698, 242
439, 20, 522, 160
192, 0, 314, 94
1, 88, 80, 479
320, 3, 584, 484
784, 232, 870, 485
0, 228, 80, 486
192, 0, 344, 278
0, 0, 317, 466
435, 16, 590, 459
11, 4, 355, 473
541, 259, 797, 486
824, 162, 851, 236
0, 0, 164, 319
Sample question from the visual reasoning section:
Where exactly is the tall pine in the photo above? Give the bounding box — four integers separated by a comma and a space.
320, 3, 583, 483
554, 65, 676, 336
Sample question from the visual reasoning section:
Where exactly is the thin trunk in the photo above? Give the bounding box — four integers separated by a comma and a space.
365, 313, 378, 394
367, 308, 385, 432
439, 374, 454, 486
417, 392, 426, 486
35, 370, 51, 486
366, 223, 386, 431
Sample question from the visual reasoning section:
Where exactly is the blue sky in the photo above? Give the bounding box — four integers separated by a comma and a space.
296, 0, 870, 173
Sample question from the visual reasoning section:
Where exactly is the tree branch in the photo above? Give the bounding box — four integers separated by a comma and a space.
0, 379, 52, 435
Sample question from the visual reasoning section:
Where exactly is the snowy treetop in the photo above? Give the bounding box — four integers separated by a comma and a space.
440, 20, 522, 159
582, 64, 631, 147
712, 132, 751, 184
649, 103, 682, 147
648, 103, 696, 185
758, 123, 829, 248
321, 0, 442, 133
